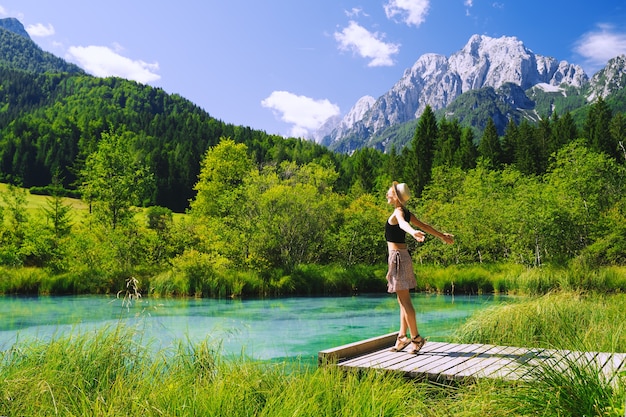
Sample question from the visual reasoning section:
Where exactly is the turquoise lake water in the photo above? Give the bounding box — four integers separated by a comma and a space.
0, 293, 510, 363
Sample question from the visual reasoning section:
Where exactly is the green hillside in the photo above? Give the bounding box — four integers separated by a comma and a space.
0, 25, 345, 212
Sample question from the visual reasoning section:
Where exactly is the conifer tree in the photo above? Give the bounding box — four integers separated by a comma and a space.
515, 120, 540, 175
457, 126, 478, 170
536, 115, 551, 174
609, 112, 626, 163
584, 97, 615, 158
501, 118, 518, 165
434, 117, 462, 168
550, 111, 578, 156
478, 118, 502, 169
406, 105, 437, 196
386, 145, 401, 182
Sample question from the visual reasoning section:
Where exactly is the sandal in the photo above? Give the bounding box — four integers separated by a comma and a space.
390, 334, 411, 352
410, 335, 427, 354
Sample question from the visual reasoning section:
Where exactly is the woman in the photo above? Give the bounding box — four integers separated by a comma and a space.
386, 181, 454, 354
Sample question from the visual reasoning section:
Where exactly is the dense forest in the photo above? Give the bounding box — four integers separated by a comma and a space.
0, 66, 347, 212
0, 80, 624, 296
1, 62, 624, 212
0, 21, 625, 296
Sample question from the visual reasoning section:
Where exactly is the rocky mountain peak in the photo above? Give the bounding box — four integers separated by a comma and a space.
317, 34, 591, 152
0, 17, 31, 39
587, 54, 626, 102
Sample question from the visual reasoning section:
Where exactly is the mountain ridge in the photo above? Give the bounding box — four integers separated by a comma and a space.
317, 34, 625, 153
0, 17, 30, 39
0, 18, 84, 75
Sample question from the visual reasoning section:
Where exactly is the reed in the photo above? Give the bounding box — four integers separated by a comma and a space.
0, 267, 47, 294
0, 324, 432, 416
452, 291, 626, 416
416, 263, 626, 296
453, 291, 626, 352
505, 351, 626, 417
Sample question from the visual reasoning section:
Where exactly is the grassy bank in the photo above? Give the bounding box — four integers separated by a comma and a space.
1, 291, 624, 416
2, 262, 626, 297
453, 291, 626, 352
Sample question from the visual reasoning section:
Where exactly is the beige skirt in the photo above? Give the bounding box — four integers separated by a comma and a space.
386, 249, 416, 293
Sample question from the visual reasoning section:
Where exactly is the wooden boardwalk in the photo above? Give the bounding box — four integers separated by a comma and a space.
319, 333, 626, 383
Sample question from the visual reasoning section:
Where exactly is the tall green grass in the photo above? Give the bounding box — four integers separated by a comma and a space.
453, 291, 626, 416
5, 261, 625, 298
416, 263, 626, 295
0, 324, 432, 416
1, 292, 624, 416
453, 291, 626, 352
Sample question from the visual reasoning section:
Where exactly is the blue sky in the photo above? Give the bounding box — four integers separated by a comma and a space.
3, 1, 626, 139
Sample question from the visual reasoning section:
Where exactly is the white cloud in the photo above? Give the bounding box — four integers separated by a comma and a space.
65, 45, 160, 84
0, 6, 6, 15
26, 23, 55, 37
345, 7, 367, 18
464, 0, 473, 16
384, 0, 430, 27
574, 24, 626, 73
261, 91, 340, 138
334, 21, 400, 67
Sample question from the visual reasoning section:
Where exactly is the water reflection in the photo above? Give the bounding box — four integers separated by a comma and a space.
0, 293, 509, 362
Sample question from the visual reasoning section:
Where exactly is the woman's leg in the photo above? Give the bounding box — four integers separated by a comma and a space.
396, 289, 418, 338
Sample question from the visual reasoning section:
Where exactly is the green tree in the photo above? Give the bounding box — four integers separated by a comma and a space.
457, 126, 478, 170
514, 120, 545, 175
544, 140, 624, 257
550, 111, 578, 156
352, 147, 381, 193
43, 171, 73, 238
80, 131, 154, 229
609, 112, 626, 163
335, 193, 387, 266
536, 115, 551, 173
190, 137, 255, 269
406, 105, 437, 196
501, 118, 518, 165
244, 162, 342, 272
0, 184, 28, 265
433, 117, 462, 168
190, 137, 253, 218
584, 97, 615, 158
478, 118, 502, 169
249, 182, 339, 272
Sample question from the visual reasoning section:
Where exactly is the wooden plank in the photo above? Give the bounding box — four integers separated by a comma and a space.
341, 342, 431, 370
449, 344, 517, 379
340, 349, 408, 369
503, 348, 559, 381
342, 341, 455, 376
320, 336, 626, 383
468, 345, 537, 379
318, 332, 397, 365
434, 344, 503, 380
595, 352, 626, 381
413, 343, 486, 375
385, 342, 467, 377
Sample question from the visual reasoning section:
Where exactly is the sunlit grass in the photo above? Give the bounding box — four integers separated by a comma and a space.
416, 263, 626, 296
2, 292, 624, 416
453, 291, 626, 353
0, 324, 432, 416
0, 183, 89, 214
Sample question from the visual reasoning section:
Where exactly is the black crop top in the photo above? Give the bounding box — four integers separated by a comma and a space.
385, 207, 411, 243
